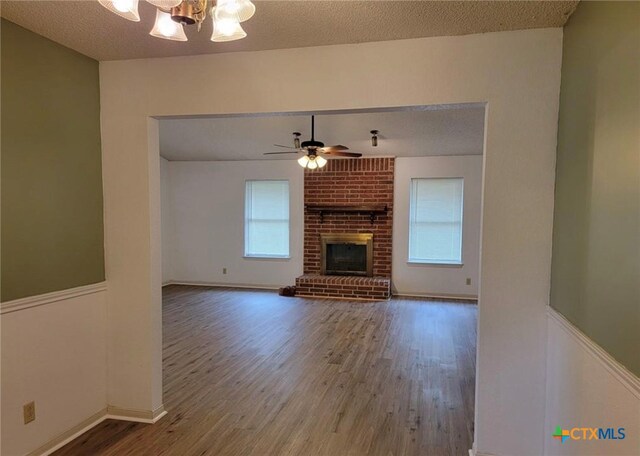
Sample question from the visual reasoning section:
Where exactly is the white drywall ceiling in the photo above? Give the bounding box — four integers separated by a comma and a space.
159, 106, 485, 161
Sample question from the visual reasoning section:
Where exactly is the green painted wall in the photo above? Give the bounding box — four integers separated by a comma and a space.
551, 2, 640, 376
1, 19, 105, 301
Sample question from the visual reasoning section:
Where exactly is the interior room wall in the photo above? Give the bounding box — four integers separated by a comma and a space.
164, 159, 304, 288
545, 3, 640, 453
100, 28, 563, 455
1, 19, 108, 455
1, 19, 105, 302
550, 0, 639, 378
393, 155, 482, 298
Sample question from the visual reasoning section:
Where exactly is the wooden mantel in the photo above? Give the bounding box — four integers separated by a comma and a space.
305, 204, 388, 224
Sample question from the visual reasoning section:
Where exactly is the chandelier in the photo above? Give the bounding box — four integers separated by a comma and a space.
99, 0, 255, 42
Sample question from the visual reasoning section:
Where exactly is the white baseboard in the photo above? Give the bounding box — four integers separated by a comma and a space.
164, 280, 280, 291
1, 281, 107, 314
26, 405, 167, 456
106, 405, 168, 424
28, 408, 108, 456
393, 291, 478, 302
469, 443, 498, 456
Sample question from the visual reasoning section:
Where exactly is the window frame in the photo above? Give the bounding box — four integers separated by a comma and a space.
243, 179, 291, 260
407, 177, 464, 266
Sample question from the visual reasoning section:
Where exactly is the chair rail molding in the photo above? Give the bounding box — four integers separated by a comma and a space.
0, 281, 107, 314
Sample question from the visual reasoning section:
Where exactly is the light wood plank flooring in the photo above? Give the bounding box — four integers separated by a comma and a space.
54, 285, 477, 456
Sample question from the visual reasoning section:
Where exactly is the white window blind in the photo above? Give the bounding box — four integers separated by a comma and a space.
245, 180, 290, 258
409, 178, 463, 264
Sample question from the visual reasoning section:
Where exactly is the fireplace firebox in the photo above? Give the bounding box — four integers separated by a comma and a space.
321, 233, 373, 277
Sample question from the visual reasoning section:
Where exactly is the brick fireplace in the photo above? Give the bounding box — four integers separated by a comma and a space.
295, 157, 394, 300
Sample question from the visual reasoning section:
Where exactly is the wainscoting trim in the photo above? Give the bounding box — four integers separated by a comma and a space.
0, 281, 107, 315
547, 306, 640, 399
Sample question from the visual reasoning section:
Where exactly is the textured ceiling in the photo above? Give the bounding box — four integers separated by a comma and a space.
1, 0, 578, 61
159, 105, 486, 161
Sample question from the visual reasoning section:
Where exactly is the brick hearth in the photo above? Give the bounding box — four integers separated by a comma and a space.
295, 275, 391, 300
297, 157, 394, 300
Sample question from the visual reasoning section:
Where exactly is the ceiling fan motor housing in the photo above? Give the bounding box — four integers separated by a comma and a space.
301, 140, 325, 150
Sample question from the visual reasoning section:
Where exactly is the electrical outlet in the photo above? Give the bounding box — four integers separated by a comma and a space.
466, 278, 471, 286
23, 401, 35, 424
223, 268, 227, 275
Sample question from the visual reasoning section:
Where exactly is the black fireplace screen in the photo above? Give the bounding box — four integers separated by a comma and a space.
325, 243, 368, 276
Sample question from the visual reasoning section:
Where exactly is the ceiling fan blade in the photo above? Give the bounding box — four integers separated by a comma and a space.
274, 144, 297, 149
322, 151, 362, 158
320, 145, 349, 151
264, 151, 300, 155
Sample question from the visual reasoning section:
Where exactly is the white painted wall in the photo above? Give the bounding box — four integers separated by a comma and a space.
160, 157, 173, 284
0, 288, 107, 455
99, 28, 563, 455
544, 308, 640, 456
392, 155, 482, 298
165, 160, 304, 288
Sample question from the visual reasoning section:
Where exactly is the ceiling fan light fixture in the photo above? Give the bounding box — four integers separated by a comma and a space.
298, 155, 310, 167
150, 9, 188, 41
307, 158, 318, 170
370, 130, 379, 147
316, 155, 328, 168
99, 0, 140, 22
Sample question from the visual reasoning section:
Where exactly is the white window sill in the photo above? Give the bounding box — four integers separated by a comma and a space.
407, 260, 464, 267
243, 255, 291, 260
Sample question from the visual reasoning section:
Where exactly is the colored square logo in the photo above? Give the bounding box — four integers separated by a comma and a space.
553, 426, 570, 443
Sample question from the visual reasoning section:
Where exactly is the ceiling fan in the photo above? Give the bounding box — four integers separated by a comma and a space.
264, 115, 362, 169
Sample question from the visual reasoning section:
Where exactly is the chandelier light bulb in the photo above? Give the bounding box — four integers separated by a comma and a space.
113, 0, 131, 12
146, 0, 182, 8
150, 9, 188, 41
218, 18, 237, 36
158, 19, 174, 36
211, 10, 247, 42
99, 0, 140, 21
222, 0, 240, 13
216, 0, 256, 23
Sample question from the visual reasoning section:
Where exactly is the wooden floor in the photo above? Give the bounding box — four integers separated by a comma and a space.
54, 285, 477, 456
